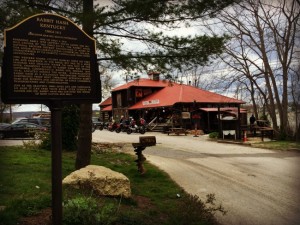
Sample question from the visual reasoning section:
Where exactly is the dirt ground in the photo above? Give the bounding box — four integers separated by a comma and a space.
18, 208, 52, 225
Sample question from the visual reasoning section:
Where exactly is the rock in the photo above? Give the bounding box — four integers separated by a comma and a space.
63, 165, 131, 198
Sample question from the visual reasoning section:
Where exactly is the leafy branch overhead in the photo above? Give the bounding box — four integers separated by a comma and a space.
0, 0, 238, 72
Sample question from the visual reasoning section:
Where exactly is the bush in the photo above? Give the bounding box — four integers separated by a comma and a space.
0, 197, 51, 225
209, 132, 219, 139
168, 193, 226, 225
22, 131, 51, 150
63, 196, 118, 225
39, 132, 51, 150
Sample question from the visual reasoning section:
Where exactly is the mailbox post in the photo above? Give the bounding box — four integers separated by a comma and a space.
132, 136, 156, 174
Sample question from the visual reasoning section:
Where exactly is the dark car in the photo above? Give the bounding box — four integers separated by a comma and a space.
92, 117, 103, 132
0, 123, 10, 129
12, 118, 51, 128
0, 122, 48, 139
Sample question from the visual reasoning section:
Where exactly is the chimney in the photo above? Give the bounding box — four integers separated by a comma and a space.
148, 71, 160, 81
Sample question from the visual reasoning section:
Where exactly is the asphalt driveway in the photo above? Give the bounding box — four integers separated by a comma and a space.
93, 130, 300, 225
2, 130, 299, 224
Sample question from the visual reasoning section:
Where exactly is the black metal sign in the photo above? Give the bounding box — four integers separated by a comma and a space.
1, 13, 101, 104
139, 136, 156, 146
1, 14, 102, 225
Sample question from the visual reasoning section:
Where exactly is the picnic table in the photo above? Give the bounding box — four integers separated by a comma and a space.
259, 127, 274, 141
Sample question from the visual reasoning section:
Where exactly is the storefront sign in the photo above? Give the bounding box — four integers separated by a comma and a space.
142, 99, 159, 106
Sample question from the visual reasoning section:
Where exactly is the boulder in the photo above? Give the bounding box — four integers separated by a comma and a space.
62, 165, 131, 198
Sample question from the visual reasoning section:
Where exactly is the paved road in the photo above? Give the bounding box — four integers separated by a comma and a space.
0, 139, 28, 146
92, 130, 300, 225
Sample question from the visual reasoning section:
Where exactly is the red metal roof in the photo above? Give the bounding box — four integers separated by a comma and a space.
99, 97, 112, 106
112, 78, 168, 91
101, 105, 112, 111
129, 83, 245, 110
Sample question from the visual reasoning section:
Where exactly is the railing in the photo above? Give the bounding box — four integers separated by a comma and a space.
147, 117, 157, 131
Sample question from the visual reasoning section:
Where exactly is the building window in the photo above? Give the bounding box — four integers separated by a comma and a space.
117, 93, 122, 107
135, 89, 143, 98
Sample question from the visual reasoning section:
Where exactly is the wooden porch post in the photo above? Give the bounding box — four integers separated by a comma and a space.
237, 104, 241, 139
218, 105, 222, 138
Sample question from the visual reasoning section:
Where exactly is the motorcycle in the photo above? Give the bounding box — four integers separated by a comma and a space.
127, 124, 146, 134
98, 122, 109, 130
115, 121, 130, 133
127, 118, 146, 134
107, 121, 118, 132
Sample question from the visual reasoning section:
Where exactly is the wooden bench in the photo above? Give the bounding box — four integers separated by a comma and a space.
132, 136, 156, 174
167, 128, 188, 136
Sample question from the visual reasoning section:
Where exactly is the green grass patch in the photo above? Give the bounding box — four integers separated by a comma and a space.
251, 140, 300, 151
0, 146, 224, 225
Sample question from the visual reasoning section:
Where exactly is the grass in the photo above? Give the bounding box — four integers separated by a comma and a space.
251, 140, 300, 151
0, 145, 224, 225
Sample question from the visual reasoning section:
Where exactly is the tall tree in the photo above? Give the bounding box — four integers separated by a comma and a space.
75, 0, 94, 169
207, 0, 300, 138
0, 0, 239, 168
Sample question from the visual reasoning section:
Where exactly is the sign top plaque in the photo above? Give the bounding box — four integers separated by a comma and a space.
1, 13, 101, 104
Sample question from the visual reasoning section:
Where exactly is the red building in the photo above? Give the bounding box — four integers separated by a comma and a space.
99, 74, 246, 138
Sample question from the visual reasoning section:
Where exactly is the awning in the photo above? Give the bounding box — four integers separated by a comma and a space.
101, 105, 112, 112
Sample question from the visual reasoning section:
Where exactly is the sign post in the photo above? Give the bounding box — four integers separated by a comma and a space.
1, 13, 101, 225
50, 101, 63, 224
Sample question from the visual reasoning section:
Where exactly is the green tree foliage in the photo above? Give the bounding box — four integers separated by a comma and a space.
0, 0, 239, 73
0, 0, 240, 168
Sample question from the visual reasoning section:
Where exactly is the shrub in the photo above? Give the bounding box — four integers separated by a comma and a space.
0, 197, 51, 225
22, 131, 51, 150
22, 140, 40, 149
168, 193, 226, 225
209, 132, 219, 139
63, 196, 118, 225
39, 132, 52, 150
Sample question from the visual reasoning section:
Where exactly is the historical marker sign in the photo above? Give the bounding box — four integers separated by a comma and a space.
1, 13, 101, 104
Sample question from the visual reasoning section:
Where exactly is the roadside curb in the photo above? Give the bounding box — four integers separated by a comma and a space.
217, 140, 252, 146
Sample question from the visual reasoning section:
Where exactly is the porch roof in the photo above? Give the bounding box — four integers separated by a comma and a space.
101, 105, 112, 111
99, 97, 112, 107
129, 83, 245, 110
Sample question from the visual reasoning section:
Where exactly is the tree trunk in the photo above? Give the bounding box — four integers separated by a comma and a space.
75, 103, 93, 169
75, 0, 94, 170
249, 79, 259, 120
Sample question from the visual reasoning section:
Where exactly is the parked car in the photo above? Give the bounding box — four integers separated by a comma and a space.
12, 118, 51, 128
0, 123, 10, 129
92, 117, 103, 132
0, 122, 48, 139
